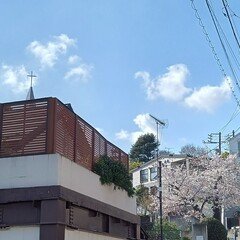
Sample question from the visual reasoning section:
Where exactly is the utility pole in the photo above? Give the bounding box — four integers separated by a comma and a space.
203, 130, 234, 226
149, 114, 167, 240
203, 132, 224, 155
219, 132, 221, 155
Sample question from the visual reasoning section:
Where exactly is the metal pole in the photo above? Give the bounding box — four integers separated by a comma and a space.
157, 122, 163, 240
149, 114, 166, 240
219, 132, 221, 155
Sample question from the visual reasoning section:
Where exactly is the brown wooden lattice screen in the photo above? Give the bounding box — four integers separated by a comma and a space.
0, 98, 129, 171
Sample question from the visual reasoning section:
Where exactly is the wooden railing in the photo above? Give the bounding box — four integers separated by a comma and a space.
0, 98, 129, 171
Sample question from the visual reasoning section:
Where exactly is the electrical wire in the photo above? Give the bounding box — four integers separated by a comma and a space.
206, 1, 240, 145
226, 3, 240, 51
209, 6, 240, 73
221, 0, 240, 50
226, 4, 240, 19
190, 0, 240, 107
205, 0, 240, 93
219, 106, 240, 132
190, 0, 240, 149
234, 125, 240, 133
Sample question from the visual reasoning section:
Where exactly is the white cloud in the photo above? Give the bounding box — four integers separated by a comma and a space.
135, 64, 191, 101
27, 34, 75, 68
116, 113, 158, 143
116, 130, 130, 140
0, 64, 35, 93
184, 78, 232, 113
68, 55, 80, 64
133, 114, 156, 134
64, 64, 93, 83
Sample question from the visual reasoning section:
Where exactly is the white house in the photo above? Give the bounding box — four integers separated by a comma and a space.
131, 154, 190, 190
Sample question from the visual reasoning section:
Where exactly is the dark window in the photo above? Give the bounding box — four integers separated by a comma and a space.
140, 169, 148, 183
150, 167, 158, 181
102, 214, 109, 233
89, 209, 98, 217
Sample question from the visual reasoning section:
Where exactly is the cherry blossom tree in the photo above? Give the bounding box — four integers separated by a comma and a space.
150, 155, 240, 220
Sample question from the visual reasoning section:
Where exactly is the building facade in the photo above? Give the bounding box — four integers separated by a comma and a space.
131, 154, 190, 189
229, 132, 240, 160
0, 97, 141, 240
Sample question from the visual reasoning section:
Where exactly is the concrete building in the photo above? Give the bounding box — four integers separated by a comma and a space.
0, 97, 141, 240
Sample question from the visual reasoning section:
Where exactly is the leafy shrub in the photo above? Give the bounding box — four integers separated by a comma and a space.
93, 155, 134, 197
182, 237, 191, 240
202, 218, 227, 240
147, 220, 181, 240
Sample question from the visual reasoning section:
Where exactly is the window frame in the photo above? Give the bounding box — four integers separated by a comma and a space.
140, 169, 149, 183
150, 167, 158, 181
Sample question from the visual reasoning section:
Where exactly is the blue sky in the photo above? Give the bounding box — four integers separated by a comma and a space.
0, 1, 239, 153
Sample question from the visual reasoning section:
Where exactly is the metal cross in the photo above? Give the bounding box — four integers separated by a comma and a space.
27, 71, 37, 87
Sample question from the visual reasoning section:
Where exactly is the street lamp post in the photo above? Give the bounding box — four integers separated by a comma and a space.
149, 114, 166, 240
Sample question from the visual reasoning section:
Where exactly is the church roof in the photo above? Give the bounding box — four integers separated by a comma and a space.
26, 86, 35, 100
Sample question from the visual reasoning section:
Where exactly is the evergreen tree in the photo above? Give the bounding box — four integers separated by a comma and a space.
129, 133, 158, 163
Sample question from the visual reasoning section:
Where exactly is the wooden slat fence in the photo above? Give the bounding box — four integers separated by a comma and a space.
0, 98, 129, 171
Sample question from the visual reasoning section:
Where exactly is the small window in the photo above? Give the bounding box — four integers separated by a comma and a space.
140, 169, 148, 183
150, 167, 158, 181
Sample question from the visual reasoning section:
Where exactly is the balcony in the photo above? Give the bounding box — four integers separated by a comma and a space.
0, 97, 128, 171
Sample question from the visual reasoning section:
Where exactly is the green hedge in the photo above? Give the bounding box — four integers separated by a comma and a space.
202, 218, 227, 240
147, 220, 181, 240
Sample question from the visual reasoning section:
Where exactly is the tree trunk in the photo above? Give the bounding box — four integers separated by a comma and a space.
213, 197, 221, 221
213, 206, 221, 221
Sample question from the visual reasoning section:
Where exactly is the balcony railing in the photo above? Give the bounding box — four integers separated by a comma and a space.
0, 97, 128, 171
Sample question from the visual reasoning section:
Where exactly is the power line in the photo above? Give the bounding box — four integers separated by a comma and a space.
203, 1, 240, 147
219, 106, 240, 133
210, 8, 240, 82
235, 125, 240, 133
205, 0, 240, 93
230, 11, 240, 20
226, 3, 240, 20
225, 3, 240, 54
210, 6, 240, 72
189, 0, 240, 107
221, 0, 240, 50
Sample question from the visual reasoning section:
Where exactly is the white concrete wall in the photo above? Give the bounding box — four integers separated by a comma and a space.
0, 154, 136, 214
229, 133, 240, 155
0, 226, 39, 240
0, 155, 59, 189
65, 228, 124, 240
57, 155, 136, 214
